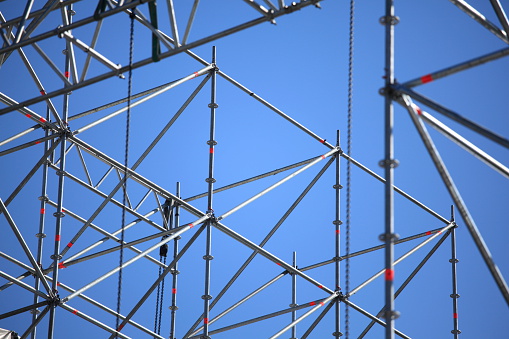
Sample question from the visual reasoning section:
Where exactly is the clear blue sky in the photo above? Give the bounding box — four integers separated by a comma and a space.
0, 1, 508, 338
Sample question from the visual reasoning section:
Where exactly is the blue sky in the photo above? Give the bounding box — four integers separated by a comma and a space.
0, 1, 508, 338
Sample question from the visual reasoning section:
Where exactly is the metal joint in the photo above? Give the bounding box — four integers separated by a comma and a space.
67, 9, 76, 16
199, 336, 211, 339
451, 330, 462, 334
169, 305, 179, 311
333, 184, 343, 190
205, 177, 216, 183
201, 294, 212, 300
29, 308, 41, 314
378, 158, 399, 168
208, 103, 218, 108
332, 331, 343, 337
206, 140, 217, 146
379, 233, 399, 242
450, 293, 460, 299
175, 235, 182, 240
381, 310, 400, 320
35, 233, 47, 238
38, 195, 49, 202
333, 256, 342, 262
449, 258, 459, 263
53, 211, 65, 218
379, 15, 400, 25
289, 303, 299, 308
50, 254, 62, 260
333, 220, 342, 226
55, 169, 66, 176
203, 254, 214, 261
170, 269, 180, 275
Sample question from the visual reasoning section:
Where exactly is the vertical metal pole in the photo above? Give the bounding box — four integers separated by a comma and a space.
48, 5, 73, 338
169, 182, 180, 339
202, 46, 217, 338
31, 107, 51, 339
382, 1, 397, 338
290, 252, 297, 339
450, 206, 461, 338
334, 130, 342, 338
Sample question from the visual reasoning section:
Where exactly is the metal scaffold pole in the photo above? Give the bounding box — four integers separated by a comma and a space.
450, 206, 461, 338
381, 0, 397, 338
334, 130, 342, 338
169, 183, 181, 339
202, 46, 217, 339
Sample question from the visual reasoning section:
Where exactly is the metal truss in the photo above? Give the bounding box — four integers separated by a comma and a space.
0, 1, 508, 339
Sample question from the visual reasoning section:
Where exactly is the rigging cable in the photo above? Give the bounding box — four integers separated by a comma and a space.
345, 0, 354, 337
115, 9, 135, 338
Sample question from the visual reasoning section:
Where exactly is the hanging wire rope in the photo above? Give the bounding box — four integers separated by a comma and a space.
345, 0, 354, 337
115, 10, 135, 338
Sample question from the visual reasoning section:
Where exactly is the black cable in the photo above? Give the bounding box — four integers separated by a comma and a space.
345, 0, 354, 337
115, 10, 135, 338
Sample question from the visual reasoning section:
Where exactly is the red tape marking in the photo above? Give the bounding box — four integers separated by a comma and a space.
72, 309, 78, 315
25, 114, 31, 118
188, 223, 194, 228
416, 107, 422, 115
385, 269, 394, 281
39, 117, 47, 123
276, 263, 281, 266
67, 242, 73, 248
117, 324, 124, 331
34, 141, 41, 145
57, 282, 61, 286
453, 313, 458, 319
319, 139, 325, 144
55, 235, 61, 241
204, 318, 209, 324
318, 285, 323, 289
425, 231, 432, 235
320, 301, 325, 306
40, 90, 46, 95
421, 74, 433, 84
58, 262, 66, 269
209, 148, 214, 154
40, 208, 45, 214
335, 230, 340, 234
321, 155, 326, 160
193, 72, 199, 77
172, 288, 177, 294
309, 301, 316, 306
64, 71, 70, 78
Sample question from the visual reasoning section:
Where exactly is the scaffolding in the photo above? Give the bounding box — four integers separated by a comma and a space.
0, 1, 508, 338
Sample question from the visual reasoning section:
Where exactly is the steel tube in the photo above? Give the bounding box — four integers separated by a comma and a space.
402, 94, 509, 306
184, 156, 317, 202
416, 105, 509, 179
0, 199, 54, 296
218, 147, 339, 220
358, 230, 451, 338
213, 221, 334, 294
300, 299, 336, 339
169, 183, 181, 339
0, 134, 59, 157
20, 305, 50, 339
184, 157, 334, 338
396, 85, 509, 150
350, 222, 454, 296
343, 299, 410, 339
108, 224, 206, 338
182, 0, 200, 45
449, 0, 509, 43
402, 47, 509, 88
490, 0, 509, 36
61, 214, 209, 303
269, 292, 340, 339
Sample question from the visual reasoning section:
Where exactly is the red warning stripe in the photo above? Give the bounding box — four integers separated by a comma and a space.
309, 301, 316, 306
320, 301, 325, 306
321, 155, 326, 160
319, 139, 325, 144
34, 141, 41, 145
425, 231, 432, 235
64, 71, 70, 78
188, 223, 194, 228
453, 313, 458, 319
40, 208, 45, 214
385, 269, 394, 281
420, 74, 433, 84
67, 242, 73, 248
415, 107, 422, 115
193, 72, 199, 77
25, 113, 31, 118
40, 90, 46, 95
55, 235, 61, 241
72, 309, 78, 315
209, 148, 214, 154
58, 262, 66, 269
204, 318, 209, 324
117, 324, 124, 331
172, 288, 177, 294
317, 285, 323, 289
39, 117, 47, 123
335, 230, 340, 234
